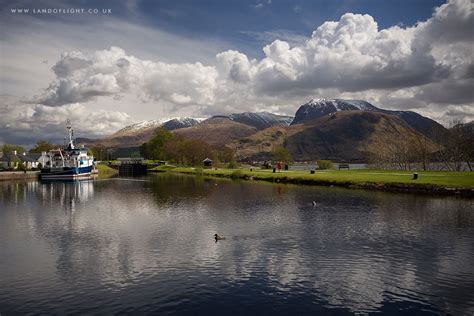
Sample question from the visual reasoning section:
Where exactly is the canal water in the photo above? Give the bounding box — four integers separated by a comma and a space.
1, 174, 473, 315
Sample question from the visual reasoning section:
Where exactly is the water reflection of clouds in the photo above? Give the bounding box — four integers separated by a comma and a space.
1, 176, 473, 314
186, 184, 474, 314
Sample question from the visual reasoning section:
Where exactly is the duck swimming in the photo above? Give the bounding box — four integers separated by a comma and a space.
214, 234, 226, 241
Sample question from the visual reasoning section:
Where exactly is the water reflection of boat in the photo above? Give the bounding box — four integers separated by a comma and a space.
40, 119, 96, 180
39, 179, 95, 208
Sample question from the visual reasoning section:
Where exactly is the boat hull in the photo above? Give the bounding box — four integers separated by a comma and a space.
40, 166, 94, 179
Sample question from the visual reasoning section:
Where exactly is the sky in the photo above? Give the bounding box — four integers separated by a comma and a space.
0, 0, 473, 145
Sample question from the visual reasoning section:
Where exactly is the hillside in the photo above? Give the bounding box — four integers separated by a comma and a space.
77, 117, 200, 148
291, 98, 446, 139
77, 128, 156, 148
173, 116, 257, 146
233, 111, 435, 162
228, 112, 293, 130
228, 125, 303, 160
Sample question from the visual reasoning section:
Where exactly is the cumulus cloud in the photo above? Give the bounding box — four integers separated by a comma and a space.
23, 0, 474, 125
35, 47, 218, 108
252, 13, 438, 94
414, 0, 473, 48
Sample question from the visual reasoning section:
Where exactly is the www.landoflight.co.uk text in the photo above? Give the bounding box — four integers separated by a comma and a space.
10, 8, 112, 14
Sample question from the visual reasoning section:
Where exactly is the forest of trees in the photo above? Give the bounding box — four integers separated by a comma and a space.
139, 128, 235, 166
1, 144, 26, 154
435, 122, 474, 171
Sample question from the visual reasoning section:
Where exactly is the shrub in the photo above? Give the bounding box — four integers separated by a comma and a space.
17, 163, 27, 171
227, 161, 238, 169
317, 160, 333, 170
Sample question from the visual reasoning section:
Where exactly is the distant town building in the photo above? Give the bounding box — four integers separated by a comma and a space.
0, 151, 22, 169
0, 150, 49, 170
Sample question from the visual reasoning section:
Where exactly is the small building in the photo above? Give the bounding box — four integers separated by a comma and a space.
202, 158, 213, 167
18, 153, 37, 169
33, 151, 50, 168
0, 151, 22, 170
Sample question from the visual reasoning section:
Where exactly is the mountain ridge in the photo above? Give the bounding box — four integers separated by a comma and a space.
76, 99, 447, 162
232, 110, 436, 162
291, 98, 445, 139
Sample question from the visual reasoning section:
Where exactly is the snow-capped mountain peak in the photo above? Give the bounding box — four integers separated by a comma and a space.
161, 117, 203, 130
291, 98, 382, 125
307, 98, 336, 107
338, 99, 379, 111
228, 111, 293, 130
114, 117, 205, 134
115, 119, 165, 134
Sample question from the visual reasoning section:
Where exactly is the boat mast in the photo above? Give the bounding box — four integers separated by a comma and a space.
66, 119, 75, 150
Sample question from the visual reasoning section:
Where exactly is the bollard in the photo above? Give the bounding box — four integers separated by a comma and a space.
413, 173, 418, 180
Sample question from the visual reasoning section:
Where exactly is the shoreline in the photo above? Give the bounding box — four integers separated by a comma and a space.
159, 168, 474, 198
0, 171, 39, 181
1, 168, 472, 197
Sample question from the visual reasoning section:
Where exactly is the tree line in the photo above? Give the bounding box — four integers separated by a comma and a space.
368, 121, 473, 171
1, 141, 57, 154
139, 128, 235, 166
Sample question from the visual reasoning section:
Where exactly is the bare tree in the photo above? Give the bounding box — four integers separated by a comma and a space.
435, 120, 473, 171
367, 132, 436, 170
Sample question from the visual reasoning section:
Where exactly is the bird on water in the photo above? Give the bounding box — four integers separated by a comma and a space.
214, 234, 226, 241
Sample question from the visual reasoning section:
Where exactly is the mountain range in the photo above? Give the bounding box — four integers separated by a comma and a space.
78, 99, 448, 162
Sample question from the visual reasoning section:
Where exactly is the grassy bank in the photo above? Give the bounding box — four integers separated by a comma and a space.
96, 164, 119, 175
156, 166, 474, 197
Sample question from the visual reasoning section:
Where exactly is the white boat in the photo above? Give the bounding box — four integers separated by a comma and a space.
40, 120, 95, 179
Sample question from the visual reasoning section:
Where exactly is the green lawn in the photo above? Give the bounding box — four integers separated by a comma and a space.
95, 164, 118, 175
167, 167, 474, 188
150, 164, 178, 171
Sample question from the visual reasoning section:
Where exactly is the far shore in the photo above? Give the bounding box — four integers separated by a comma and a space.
152, 166, 474, 198
1, 165, 472, 197
0, 171, 40, 181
